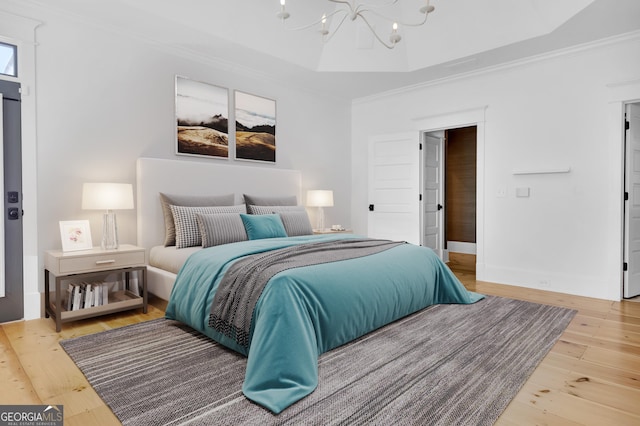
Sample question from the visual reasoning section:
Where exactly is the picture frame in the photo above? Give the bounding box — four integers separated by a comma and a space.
59, 220, 93, 252
234, 90, 276, 163
175, 75, 229, 159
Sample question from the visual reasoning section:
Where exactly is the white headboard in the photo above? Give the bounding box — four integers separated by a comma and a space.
136, 157, 302, 251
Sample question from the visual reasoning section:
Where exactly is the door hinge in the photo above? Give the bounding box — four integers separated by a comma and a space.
625, 192, 629, 201
624, 262, 628, 271
419, 194, 422, 201
626, 120, 630, 131
419, 143, 422, 150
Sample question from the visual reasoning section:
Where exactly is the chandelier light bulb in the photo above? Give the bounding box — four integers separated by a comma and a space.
277, 0, 290, 20
320, 14, 329, 36
390, 22, 401, 44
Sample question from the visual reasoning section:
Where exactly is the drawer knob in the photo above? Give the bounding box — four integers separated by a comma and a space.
95, 259, 116, 265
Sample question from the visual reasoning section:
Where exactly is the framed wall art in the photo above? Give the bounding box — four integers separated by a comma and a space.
59, 220, 93, 252
175, 75, 229, 159
234, 90, 276, 163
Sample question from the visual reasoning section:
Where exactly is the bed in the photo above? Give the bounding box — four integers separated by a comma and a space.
136, 157, 483, 414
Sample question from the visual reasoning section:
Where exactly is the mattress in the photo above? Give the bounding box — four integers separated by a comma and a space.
149, 245, 201, 275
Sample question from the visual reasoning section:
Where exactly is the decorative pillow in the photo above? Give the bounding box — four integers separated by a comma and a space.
160, 193, 235, 246
240, 213, 287, 240
248, 205, 304, 215
196, 213, 248, 248
243, 194, 297, 211
248, 205, 313, 236
170, 205, 246, 249
279, 210, 314, 236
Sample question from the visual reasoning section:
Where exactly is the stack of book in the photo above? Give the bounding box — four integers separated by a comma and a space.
65, 282, 110, 311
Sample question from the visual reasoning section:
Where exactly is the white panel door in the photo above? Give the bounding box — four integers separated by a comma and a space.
625, 103, 640, 298
368, 133, 420, 244
422, 134, 444, 258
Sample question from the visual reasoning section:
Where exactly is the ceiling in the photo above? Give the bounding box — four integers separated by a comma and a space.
23, 0, 640, 100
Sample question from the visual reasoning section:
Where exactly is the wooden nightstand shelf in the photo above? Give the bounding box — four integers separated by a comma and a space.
44, 244, 147, 332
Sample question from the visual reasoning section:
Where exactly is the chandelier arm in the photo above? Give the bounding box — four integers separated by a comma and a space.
354, 0, 399, 15
328, 0, 355, 11
282, 9, 345, 32
357, 14, 396, 49
322, 12, 350, 43
358, 8, 429, 27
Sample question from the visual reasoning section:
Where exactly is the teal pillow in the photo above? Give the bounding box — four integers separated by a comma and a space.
240, 214, 287, 240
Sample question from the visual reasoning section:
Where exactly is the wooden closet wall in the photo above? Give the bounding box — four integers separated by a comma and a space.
445, 126, 477, 245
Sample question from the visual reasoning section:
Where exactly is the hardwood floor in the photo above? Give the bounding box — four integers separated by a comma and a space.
1, 274, 639, 425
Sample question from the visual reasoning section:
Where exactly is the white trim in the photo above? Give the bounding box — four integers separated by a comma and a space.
413, 106, 487, 280
447, 241, 476, 255
609, 78, 640, 301
354, 30, 640, 104
0, 9, 42, 320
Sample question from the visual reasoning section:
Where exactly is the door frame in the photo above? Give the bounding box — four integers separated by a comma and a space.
623, 101, 640, 298
413, 106, 487, 279
0, 80, 23, 321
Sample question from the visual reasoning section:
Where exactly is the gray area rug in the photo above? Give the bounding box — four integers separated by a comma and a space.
60, 296, 575, 425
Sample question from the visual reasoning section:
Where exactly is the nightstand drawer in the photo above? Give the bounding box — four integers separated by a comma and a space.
44, 245, 146, 275
57, 251, 145, 274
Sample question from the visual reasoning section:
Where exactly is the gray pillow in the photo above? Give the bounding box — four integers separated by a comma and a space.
248, 205, 303, 215
243, 194, 297, 211
248, 205, 313, 237
196, 213, 248, 248
279, 210, 313, 236
159, 192, 234, 246
170, 204, 246, 249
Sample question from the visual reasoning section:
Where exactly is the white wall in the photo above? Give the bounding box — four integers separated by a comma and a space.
2, 2, 352, 318
351, 34, 640, 301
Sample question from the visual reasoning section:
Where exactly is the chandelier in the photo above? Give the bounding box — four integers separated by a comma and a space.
276, 0, 435, 49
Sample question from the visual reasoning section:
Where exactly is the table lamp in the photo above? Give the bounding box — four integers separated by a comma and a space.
82, 183, 134, 250
306, 190, 333, 231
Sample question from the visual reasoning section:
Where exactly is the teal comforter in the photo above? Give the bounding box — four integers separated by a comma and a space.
165, 234, 483, 413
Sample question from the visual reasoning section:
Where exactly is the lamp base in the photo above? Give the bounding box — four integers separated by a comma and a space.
316, 206, 325, 231
101, 211, 119, 250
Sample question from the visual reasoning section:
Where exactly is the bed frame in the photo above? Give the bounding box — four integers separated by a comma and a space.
136, 157, 302, 300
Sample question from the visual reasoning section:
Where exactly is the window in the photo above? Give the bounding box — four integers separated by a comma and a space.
0, 42, 17, 77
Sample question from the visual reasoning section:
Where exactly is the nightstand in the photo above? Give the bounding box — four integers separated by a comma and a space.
44, 244, 147, 332
313, 229, 353, 234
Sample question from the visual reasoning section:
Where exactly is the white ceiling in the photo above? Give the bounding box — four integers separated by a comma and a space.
23, 0, 640, 100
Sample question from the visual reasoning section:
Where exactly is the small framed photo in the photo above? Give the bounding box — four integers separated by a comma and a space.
59, 220, 93, 252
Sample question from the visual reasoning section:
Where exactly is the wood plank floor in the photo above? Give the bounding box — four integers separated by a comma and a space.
1, 273, 639, 425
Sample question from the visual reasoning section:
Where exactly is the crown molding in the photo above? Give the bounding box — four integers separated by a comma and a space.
353, 30, 640, 105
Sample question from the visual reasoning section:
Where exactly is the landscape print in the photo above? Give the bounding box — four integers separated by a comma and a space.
235, 91, 276, 162
176, 76, 229, 158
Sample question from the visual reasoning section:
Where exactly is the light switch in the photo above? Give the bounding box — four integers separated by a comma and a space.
516, 187, 530, 198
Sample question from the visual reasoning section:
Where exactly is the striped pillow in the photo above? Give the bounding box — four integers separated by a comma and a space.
159, 193, 235, 246
278, 211, 313, 236
170, 204, 246, 249
196, 213, 248, 248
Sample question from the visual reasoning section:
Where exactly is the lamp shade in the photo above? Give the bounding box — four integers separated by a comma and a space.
82, 183, 134, 210
306, 190, 334, 207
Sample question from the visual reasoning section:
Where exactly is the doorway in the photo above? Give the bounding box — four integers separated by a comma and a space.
0, 79, 23, 322
623, 101, 640, 299
421, 126, 477, 269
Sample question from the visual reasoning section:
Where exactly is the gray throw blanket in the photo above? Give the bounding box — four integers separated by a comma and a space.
208, 238, 404, 350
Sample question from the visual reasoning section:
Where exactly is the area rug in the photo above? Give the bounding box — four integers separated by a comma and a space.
60, 295, 575, 425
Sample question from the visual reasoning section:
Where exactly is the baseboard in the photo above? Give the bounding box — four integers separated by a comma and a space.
447, 241, 476, 254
